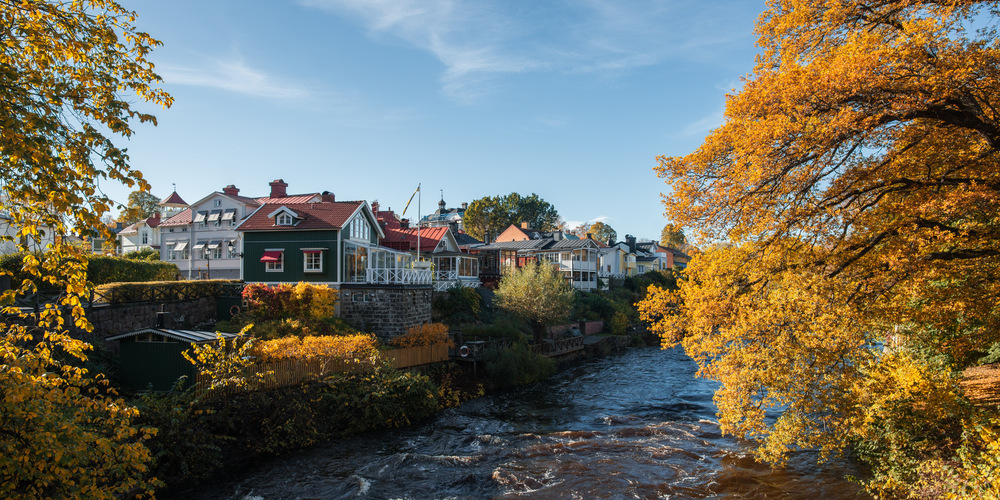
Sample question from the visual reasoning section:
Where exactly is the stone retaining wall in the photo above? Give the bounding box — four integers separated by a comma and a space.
84, 298, 218, 350
338, 285, 432, 339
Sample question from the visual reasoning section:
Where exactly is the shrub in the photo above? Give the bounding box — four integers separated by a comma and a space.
611, 311, 630, 335
86, 254, 178, 284
94, 279, 237, 304
482, 344, 555, 389
123, 247, 159, 261
432, 285, 482, 324
462, 319, 528, 342
254, 333, 381, 374
388, 323, 453, 348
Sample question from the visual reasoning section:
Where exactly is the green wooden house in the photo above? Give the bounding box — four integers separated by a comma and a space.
236, 198, 429, 286
107, 328, 239, 392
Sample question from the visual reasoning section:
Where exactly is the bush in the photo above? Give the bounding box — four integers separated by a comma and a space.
237, 282, 341, 339
482, 344, 555, 389
432, 285, 482, 324
86, 254, 178, 284
254, 333, 381, 374
462, 319, 528, 342
388, 323, 452, 348
93, 279, 238, 304
611, 311, 630, 335
123, 247, 160, 261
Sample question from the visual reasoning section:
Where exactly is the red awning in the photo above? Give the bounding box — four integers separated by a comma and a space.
260, 251, 282, 263
302, 249, 322, 254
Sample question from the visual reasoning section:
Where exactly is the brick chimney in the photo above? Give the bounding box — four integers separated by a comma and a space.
521, 221, 530, 229
269, 179, 288, 198
223, 184, 240, 196
371, 200, 379, 214
321, 190, 335, 203
461, 202, 467, 210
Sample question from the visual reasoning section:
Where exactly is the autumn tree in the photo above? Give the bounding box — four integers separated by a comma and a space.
573, 220, 617, 243
121, 190, 161, 225
496, 262, 574, 344
0, 0, 170, 496
659, 223, 686, 248
463, 192, 560, 241
642, 0, 1000, 494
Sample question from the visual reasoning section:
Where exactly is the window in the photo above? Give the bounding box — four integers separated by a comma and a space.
277, 213, 293, 226
262, 250, 283, 272
141, 232, 148, 244
214, 199, 221, 207
304, 250, 323, 273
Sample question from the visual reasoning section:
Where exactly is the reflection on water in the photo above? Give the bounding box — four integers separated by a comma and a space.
171, 347, 869, 499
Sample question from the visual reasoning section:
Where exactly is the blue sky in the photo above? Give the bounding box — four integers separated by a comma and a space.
114, 0, 764, 242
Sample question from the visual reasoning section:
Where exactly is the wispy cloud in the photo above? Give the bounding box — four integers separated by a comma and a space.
160, 58, 315, 100
681, 107, 725, 136
300, 0, 751, 101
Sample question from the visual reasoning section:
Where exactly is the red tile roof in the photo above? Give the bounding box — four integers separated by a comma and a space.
254, 194, 320, 205
160, 208, 192, 226
237, 201, 364, 231
382, 226, 450, 253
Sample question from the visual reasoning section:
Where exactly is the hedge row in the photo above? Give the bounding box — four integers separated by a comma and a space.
94, 279, 243, 304
0, 252, 180, 289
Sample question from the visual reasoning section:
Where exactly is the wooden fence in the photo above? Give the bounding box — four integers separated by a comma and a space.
194, 343, 450, 399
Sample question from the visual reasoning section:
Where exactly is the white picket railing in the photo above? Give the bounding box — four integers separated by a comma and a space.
366, 267, 433, 285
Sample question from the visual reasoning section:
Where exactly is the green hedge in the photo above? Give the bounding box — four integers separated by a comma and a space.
0, 252, 179, 290
87, 255, 178, 285
94, 279, 242, 304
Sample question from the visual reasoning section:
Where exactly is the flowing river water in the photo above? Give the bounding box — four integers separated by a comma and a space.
176, 346, 869, 499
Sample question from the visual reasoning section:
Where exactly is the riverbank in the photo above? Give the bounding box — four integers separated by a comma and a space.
163, 346, 869, 499
145, 332, 651, 495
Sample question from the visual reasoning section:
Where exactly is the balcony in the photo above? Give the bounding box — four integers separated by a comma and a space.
366, 267, 432, 285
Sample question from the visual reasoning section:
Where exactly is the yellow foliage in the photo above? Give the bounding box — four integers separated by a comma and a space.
388, 323, 453, 348
254, 333, 381, 372
291, 282, 338, 321
643, 1, 1000, 489
0, 325, 159, 498
1, 2, 170, 494
183, 326, 272, 395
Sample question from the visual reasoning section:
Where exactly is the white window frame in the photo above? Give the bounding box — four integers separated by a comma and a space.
277, 213, 293, 226
304, 251, 323, 273
265, 250, 284, 272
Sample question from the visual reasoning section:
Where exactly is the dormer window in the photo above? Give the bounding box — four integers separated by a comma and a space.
277, 213, 293, 226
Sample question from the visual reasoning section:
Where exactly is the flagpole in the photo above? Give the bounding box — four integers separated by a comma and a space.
416, 183, 421, 264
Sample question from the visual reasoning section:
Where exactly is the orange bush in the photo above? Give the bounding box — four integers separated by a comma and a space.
388, 323, 453, 348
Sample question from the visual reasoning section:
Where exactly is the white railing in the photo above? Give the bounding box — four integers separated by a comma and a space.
558, 260, 597, 272
433, 278, 481, 292
366, 267, 432, 285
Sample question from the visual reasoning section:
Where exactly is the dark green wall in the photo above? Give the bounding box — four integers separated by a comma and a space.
118, 339, 198, 392
242, 230, 339, 282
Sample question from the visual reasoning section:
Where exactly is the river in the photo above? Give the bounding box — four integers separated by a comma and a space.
174, 346, 869, 499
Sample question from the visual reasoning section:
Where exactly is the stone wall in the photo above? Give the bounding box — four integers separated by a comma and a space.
338, 285, 432, 340
84, 298, 218, 350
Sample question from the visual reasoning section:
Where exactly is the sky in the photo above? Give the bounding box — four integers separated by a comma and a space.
112, 0, 765, 242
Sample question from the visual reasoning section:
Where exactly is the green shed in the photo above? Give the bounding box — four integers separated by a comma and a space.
107, 328, 239, 392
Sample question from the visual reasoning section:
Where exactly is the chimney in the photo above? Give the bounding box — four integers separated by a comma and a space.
400, 218, 410, 229
321, 190, 335, 203
586, 232, 593, 240
155, 305, 173, 328
521, 221, 530, 229
608, 236, 615, 247
553, 230, 563, 241
151, 212, 161, 223
448, 220, 458, 234
627, 235, 637, 254
223, 184, 240, 196
461, 202, 467, 210
371, 200, 379, 214
269, 179, 288, 198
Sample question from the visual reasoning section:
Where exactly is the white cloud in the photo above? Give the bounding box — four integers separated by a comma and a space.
681, 107, 725, 136
300, 0, 750, 101
160, 58, 315, 100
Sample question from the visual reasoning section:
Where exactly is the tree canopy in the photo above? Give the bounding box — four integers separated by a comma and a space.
122, 190, 161, 225
1, 0, 170, 495
659, 223, 686, 248
642, 0, 1000, 494
573, 221, 617, 243
462, 193, 559, 241
496, 263, 574, 344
